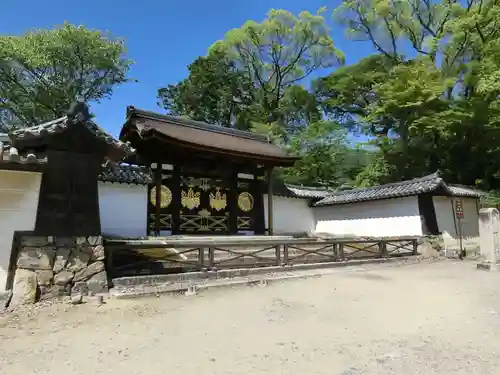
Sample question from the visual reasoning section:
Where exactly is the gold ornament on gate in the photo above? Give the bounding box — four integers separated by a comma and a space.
181, 187, 200, 209
238, 192, 254, 212
150, 186, 172, 208
209, 188, 227, 211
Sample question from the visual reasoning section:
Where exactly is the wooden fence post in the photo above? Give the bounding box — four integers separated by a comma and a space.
106, 245, 113, 277
283, 244, 289, 265
412, 239, 418, 255
208, 247, 215, 269
198, 247, 205, 269
338, 243, 345, 261
275, 245, 281, 266
379, 241, 387, 258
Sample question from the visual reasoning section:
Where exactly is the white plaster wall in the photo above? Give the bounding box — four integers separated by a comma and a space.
264, 195, 315, 235
98, 182, 148, 238
313, 196, 424, 237
433, 196, 479, 250
0, 171, 42, 290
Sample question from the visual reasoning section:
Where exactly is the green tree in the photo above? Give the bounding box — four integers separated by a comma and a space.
279, 120, 367, 188
158, 51, 255, 129
314, 54, 395, 129
0, 23, 133, 129
329, 0, 500, 189
210, 8, 344, 126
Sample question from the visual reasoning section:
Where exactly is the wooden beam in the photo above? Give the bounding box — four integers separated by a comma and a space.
155, 165, 161, 236
267, 168, 274, 236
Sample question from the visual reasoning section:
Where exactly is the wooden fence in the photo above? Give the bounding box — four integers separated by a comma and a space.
105, 237, 419, 278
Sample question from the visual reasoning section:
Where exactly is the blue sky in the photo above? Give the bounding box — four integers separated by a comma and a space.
1, 0, 376, 136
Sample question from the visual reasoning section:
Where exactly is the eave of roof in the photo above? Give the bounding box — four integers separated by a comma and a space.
9, 111, 135, 160
121, 107, 298, 166
0, 138, 47, 172
314, 172, 481, 206
285, 184, 334, 199
98, 164, 152, 185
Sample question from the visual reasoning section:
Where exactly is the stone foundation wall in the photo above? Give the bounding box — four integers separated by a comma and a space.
417, 235, 481, 259
9, 235, 107, 307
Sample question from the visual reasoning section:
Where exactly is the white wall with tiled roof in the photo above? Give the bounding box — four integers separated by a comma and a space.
263, 195, 315, 235
98, 182, 148, 238
433, 196, 480, 251
0, 170, 42, 290
313, 196, 424, 237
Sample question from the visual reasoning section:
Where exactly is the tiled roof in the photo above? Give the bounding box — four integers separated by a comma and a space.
121, 107, 297, 166
314, 172, 481, 206
9, 114, 135, 158
448, 185, 484, 197
0, 135, 47, 168
98, 164, 152, 185
285, 184, 333, 199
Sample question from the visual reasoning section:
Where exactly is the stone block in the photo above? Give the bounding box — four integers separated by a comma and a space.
76, 237, 87, 245
89, 295, 104, 305
53, 247, 71, 273
39, 285, 66, 300
70, 293, 83, 305
55, 237, 75, 246
87, 271, 108, 294
10, 269, 37, 307
74, 261, 105, 282
0, 290, 13, 312
35, 270, 53, 286
66, 249, 91, 273
17, 247, 55, 270
71, 281, 88, 296
54, 270, 74, 286
417, 241, 438, 259
91, 245, 105, 261
88, 236, 103, 246
21, 236, 49, 247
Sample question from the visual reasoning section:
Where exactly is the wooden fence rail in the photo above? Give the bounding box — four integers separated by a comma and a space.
105, 237, 419, 278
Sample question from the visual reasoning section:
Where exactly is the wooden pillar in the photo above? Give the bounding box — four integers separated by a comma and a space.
228, 168, 238, 235
154, 165, 161, 236
267, 168, 274, 236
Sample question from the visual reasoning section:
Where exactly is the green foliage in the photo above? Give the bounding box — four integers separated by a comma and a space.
157, 8, 366, 188
314, 54, 395, 128
157, 51, 255, 129
326, 0, 500, 190
283, 120, 369, 188
209, 8, 344, 123
11, 3, 500, 195
0, 22, 133, 129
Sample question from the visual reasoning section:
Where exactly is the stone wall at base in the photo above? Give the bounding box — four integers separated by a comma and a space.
10, 235, 107, 307
417, 235, 481, 259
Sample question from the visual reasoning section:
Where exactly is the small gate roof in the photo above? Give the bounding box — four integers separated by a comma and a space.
119, 107, 298, 167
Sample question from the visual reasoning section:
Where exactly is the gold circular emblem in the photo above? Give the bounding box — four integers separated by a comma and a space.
238, 192, 254, 212
150, 186, 172, 208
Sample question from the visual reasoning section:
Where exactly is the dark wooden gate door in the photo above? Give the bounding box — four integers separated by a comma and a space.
35, 151, 100, 236
178, 176, 229, 234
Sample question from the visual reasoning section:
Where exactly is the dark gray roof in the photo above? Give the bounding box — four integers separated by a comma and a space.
314, 172, 481, 206
122, 107, 297, 166
126, 107, 269, 142
0, 135, 47, 168
98, 164, 152, 185
285, 184, 333, 199
9, 116, 135, 157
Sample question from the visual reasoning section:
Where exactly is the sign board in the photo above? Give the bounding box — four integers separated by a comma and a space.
455, 199, 464, 219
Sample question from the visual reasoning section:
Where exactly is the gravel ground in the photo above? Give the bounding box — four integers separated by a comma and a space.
1, 260, 500, 375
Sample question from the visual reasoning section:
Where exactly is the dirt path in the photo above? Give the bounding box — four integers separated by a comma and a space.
1, 261, 500, 375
